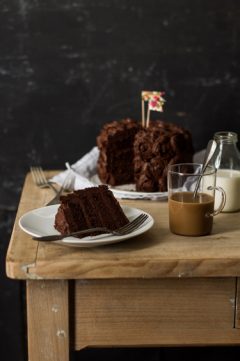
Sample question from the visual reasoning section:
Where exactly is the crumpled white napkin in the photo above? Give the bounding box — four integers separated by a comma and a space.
51, 147, 99, 190
50, 147, 205, 200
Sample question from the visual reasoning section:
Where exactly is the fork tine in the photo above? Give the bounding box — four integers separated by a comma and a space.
117, 214, 148, 235
30, 167, 38, 184
119, 214, 147, 231
30, 166, 58, 194
124, 214, 148, 233
36, 167, 48, 185
30, 166, 47, 187
31, 166, 39, 183
124, 216, 148, 234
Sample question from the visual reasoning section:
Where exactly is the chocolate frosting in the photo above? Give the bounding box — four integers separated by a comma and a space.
97, 119, 194, 192
134, 121, 194, 192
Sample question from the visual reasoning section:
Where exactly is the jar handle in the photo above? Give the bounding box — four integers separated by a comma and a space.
206, 186, 226, 217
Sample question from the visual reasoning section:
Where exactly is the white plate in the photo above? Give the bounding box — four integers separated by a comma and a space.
19, 205, 154, 248
91, 174, 167, 200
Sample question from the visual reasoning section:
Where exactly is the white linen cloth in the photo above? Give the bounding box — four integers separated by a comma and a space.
51, 147, 99, 189
50, 147, 205, 200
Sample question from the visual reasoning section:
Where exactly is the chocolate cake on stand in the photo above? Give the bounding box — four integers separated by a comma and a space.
96, 92, 194, 192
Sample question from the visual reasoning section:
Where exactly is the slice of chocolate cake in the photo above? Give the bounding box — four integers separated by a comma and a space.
54, 185, 129, 237
96, 118, 140, 186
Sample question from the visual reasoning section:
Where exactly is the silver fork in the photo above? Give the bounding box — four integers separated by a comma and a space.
33, 213, 149, 241
30, 166, 58, 194
45, 172, 74, 206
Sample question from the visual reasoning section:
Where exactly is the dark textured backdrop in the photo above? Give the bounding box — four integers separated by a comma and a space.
1, 1, 240, 360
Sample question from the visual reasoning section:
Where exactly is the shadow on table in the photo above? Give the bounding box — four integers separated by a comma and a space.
74, 346, 240, 361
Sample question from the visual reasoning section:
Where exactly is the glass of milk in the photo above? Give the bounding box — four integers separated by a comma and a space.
213, 132, 240, 212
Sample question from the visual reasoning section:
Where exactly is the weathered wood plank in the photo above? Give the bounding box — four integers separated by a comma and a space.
74, 278, 239, 349
27, 280, 69, 361
235, 277, 240, 328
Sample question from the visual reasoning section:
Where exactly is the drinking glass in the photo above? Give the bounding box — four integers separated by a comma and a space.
168, 163, 226, 236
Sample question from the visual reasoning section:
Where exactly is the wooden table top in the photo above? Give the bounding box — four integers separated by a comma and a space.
6, 171, 240, 280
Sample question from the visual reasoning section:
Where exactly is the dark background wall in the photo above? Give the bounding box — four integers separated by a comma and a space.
1, 1, 240, 360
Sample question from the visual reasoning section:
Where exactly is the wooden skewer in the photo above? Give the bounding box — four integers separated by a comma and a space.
141, 99, 145, 128
146, 105, 151, 128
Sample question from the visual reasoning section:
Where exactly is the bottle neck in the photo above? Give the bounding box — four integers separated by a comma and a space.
214, 131, 238, 145
213, 132, 240, 170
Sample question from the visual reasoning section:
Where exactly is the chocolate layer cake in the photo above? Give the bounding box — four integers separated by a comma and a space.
97, 118, 140, 185
97, 119, 194, 192
54, 185, 129, 236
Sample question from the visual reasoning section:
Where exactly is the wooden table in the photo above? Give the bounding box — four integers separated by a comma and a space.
6, 172, 240, 361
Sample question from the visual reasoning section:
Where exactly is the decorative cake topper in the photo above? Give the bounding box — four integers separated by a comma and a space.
141, 91, 165, 128
141, 91, 162, 101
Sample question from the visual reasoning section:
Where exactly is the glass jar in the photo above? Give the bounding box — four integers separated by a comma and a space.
213, 131, 240, 212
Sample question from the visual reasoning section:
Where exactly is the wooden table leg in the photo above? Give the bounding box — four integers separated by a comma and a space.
27, 280, 69, 361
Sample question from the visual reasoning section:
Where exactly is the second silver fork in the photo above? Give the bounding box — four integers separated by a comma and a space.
45, 172, 74, 206
30, 166, 58, 194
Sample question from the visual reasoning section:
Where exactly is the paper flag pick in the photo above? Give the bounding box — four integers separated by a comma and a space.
148, 93, 165, 112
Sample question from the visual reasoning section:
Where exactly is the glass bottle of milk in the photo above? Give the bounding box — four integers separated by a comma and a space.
214, 131, 240, 212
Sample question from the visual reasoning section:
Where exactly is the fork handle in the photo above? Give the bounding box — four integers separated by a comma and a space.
48, 182, 58, 194
33, 227, 112, 241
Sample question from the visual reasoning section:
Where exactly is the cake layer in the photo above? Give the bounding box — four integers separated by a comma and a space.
97, 118, 140, 186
